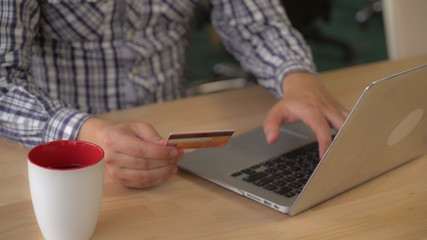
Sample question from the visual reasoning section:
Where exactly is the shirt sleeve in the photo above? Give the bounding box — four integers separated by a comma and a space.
0, 0, 91, 148
210, 0, 317, 97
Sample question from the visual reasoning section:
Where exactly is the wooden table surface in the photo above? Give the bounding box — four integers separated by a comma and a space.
1, 55, 427, 240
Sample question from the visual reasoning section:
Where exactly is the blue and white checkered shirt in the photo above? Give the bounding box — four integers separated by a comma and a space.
0, 0, 315, 147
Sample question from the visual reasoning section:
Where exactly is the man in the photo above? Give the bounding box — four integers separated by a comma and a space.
0, 0, 348, 188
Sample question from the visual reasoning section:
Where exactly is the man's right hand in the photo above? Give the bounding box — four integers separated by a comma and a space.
78, 118, 184, 188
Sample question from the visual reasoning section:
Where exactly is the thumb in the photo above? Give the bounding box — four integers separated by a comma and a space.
132, 122, 163, 143
155, 138, 168, 146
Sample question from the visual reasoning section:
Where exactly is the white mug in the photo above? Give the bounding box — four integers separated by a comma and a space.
28, 140, 104, 240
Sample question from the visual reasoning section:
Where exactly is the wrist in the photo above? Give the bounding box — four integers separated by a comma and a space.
77, 117, 115, 146
281, 72, 321, 95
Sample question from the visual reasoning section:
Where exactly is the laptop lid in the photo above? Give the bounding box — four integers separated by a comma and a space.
289, 63, 427, 215
178, 63, 427, 216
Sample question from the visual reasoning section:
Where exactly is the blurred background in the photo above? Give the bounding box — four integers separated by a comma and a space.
185, 0, 388, 94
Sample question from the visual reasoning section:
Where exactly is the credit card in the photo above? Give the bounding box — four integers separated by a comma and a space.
164, 130, 235, 149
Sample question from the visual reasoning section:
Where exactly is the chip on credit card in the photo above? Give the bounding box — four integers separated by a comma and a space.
164, 130, 235, 149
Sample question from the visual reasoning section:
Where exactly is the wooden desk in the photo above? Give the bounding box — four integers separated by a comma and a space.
1, 56, 427, 239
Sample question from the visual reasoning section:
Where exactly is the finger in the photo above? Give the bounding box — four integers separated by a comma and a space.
111, 165, 178, 188
131, 123, 163, 143
342, 108, 351, 119
304, 115, 332, 158
107, 152, 180, 170
107, 133, 180, 160
155, 138, 168, 146
263, 107, 287, 144
325, 108, 348, 131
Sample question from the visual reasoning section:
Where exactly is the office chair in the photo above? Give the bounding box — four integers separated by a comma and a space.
355, 0, 382, 28
281, 0, 356, 62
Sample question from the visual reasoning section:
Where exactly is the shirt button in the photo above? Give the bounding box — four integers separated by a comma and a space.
131, 66, 138, 74
126, 31, 133, 39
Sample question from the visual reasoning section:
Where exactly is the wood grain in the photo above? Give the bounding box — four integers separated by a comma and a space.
1, 55, 426, 240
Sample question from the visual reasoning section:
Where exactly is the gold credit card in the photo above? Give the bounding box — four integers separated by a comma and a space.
164, 130, 235, 149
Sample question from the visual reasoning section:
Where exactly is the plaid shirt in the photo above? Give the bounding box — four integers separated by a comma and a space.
0, 0, 315, 148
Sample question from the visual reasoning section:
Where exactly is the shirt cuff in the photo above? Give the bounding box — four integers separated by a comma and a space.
274, 62, 318, 98
43, 107, 92, 143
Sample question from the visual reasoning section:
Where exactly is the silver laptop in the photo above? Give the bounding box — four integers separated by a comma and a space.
178, 63, 427, 216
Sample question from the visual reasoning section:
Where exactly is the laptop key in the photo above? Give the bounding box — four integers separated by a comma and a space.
283, 176, 296, 182
274, 186, 292, 195
272, 180, 287, 187
284, 192, 296, 198
250, 164, 262, 169
265, 168, 279, 174
293, 172, 305, 178
253, 176, 274, 186
235, 140, 326, 195
298, 178, 309, 184
241, 168, 257, 175
288, 182, 303, 188
243, 172, 268, 182
263, 184, 278, 191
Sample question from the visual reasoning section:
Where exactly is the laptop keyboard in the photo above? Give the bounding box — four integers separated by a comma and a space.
230, 142, 321, 198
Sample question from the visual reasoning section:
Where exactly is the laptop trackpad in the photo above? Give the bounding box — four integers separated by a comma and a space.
179, 123, 316, 177
226, 125, 315, 169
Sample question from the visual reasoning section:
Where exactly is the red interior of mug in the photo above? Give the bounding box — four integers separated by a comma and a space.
28, 140, 104, 170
